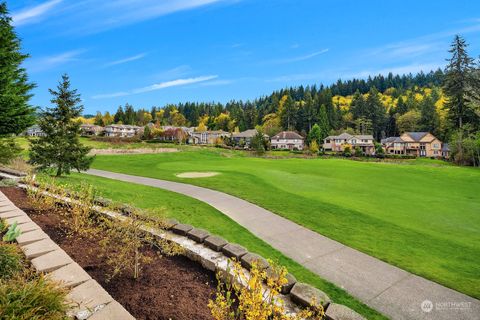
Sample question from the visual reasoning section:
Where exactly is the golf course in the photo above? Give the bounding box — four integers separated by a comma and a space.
57, 145, 480, 299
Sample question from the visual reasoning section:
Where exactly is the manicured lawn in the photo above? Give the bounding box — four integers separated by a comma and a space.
88, 147, 480, 298
50, 173, 386, 320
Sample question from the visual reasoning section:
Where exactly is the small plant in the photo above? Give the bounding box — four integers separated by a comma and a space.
0, 178, 17, 187
3, 221, 21, 242
63, 182, 96, 236
98, 207, 183, 281
0, 243, 23, 279
0, 271, 70, 320
209, 259, 324, 320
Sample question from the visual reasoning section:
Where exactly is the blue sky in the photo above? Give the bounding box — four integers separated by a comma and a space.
8, 0, 480, 115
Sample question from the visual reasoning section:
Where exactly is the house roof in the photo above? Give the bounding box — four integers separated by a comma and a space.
405, 132, 429, 141
381, 137, 397, 144
326, 133, 373, 140
232, 129, 268, 138
271, 131, 304, 140
442, 143, 450, 151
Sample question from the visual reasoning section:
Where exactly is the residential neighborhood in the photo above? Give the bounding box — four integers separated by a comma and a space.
323, 133, 375, 155
381, 132, 446, 158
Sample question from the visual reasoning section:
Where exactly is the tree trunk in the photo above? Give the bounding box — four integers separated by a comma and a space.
56, 165, 62, 177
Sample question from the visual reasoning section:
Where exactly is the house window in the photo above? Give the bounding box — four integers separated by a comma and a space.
433, 143, 439, 148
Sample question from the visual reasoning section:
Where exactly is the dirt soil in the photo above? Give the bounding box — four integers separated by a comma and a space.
0, 187, 216, 320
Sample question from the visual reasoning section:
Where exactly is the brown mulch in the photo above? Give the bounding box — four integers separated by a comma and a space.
0, 187, 216, 320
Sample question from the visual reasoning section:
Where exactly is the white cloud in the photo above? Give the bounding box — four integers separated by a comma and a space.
26, 49, 85, 72
92, 75, 218, 99
12, 0, 63, 26
269, 49, 329, 64
104, 53, 147, 67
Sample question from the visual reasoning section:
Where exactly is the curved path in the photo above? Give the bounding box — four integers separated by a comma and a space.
86, 169, 479, 320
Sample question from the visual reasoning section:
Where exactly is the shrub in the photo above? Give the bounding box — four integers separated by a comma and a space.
0, 243, 23, 279
208, 259, 324, 320
0, 138, 22, 165
309, 140, 319, 154
2, 221, 21, 242
0, 178, 17, 187
0, 272, 69, 320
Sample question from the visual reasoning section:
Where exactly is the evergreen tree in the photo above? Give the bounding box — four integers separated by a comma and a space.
94, 111, 104, 126
0, 2, 36, 135
114, 106, 125, 123
419, 95, 440, 134
306, 124, 321, 146
29, 74, 93, 176
365, 87, 387, 140
317, 105, 330, 141
443, 35, 480, 131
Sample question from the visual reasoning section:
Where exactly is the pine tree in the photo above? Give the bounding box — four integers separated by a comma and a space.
0, 2, 36, 135
419, 95, 440, 134
443, 35, 480, 131
94, 111, 104, 126
29, 74, 93, 176
365, 87, 387, 140
114, 106, 125, 123
307, 123, 321, 146
317, 105, 330, 141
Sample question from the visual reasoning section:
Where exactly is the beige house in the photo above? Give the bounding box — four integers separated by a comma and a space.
270, 131, 304, 150
104, 125, 141, 137
323, 133, 375, 154
80, 124, 104, 136
232, 129, 268, 147
382, 132, 442, 157
189, 130, 230, 145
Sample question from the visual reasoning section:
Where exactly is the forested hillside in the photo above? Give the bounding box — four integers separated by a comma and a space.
90, 70, 447, 140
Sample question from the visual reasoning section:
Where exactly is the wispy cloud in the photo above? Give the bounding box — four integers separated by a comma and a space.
104, 53, 147, 67
13, 0, 237, 34
92, 75, 218, 99
153, 65, 192, 81
26, 49, 85, 72
268, 49, 329, 64
12, 0, 63, 26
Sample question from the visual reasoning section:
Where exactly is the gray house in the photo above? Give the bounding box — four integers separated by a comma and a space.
231, 129, 268, 147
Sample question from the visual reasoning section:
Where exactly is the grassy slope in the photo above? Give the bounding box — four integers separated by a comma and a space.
54, 173, 386, 320
88, 147, 480, 298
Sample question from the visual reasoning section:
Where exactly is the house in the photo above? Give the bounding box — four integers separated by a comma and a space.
104, 124, 141, 137
270, 131, 304, 150
323, 133, 375, 154
231, 129, 268, 147
24, 125, 45, 137
441, 143, 450, 159
381, 132, 443, 157
158, 127, 189, 143
189, 130, 230, 145
80, 124, 104, 136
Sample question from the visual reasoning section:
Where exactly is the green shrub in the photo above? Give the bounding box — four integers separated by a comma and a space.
0, 243, 23, 279
0, 272, 69, 320
0, 178, 17, 187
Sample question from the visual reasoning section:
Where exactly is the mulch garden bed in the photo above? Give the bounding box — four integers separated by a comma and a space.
1, 186, 217, 320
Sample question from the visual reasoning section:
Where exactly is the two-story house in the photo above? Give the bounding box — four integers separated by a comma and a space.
323, 133, 375, 154
231, 129, 268, 148
104, 125, 141, 137
381, 132, 443, 157
270, 131, 304, 150
24, 125, 45, 137
189, 130, 230, 145
80, 124, 104, 136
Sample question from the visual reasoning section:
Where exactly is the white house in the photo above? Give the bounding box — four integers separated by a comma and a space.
80, 124, 104, 136
24, 125, 45, 137
270, 131, 304, 150
104, 124, 141, 137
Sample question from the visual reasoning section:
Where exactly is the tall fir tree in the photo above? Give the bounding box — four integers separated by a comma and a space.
317, 105, 330, 141
29, 74, 93, 176
0, 2, 35, 135
443, 35, 480, 131
419, 95, 440, 135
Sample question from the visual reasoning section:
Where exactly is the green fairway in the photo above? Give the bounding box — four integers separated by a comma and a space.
52, 173, 386, 320
86, 147, 480, 298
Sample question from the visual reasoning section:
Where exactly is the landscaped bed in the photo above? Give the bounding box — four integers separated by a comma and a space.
1, 186, 217, 320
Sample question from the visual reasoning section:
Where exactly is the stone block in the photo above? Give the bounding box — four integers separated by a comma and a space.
31, 249, 73, 273
21, 238, 59, 259
16, 229, 48, 246
265, 267, 297, 294
93, 197, 113, 207
240, 252, 270, 270
5, 214, 32, 225
0, 208, 23, 219
16, 221, 41, 233
222, 243, 248, 260
187, 228, 210, 243
171, 223, 193, 236
164, 218, 179, 229
67, 279, 114, 320
204, 235, 228, 251
47, 262, 92, 288
290, 282, 331, 308
325, 303, 366, 320
88, 301, 135, 320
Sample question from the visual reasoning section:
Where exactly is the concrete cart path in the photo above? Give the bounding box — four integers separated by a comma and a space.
85, 168, 479, 320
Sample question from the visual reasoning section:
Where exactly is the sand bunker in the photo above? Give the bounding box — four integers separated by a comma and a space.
176, 172, 219, 178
